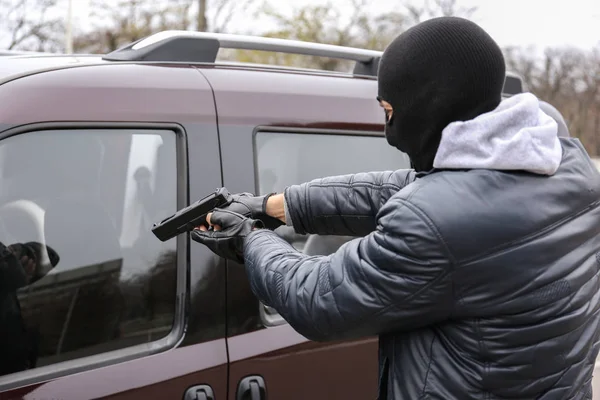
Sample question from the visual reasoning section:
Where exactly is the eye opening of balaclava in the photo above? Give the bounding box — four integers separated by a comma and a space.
377, 16, 506, 172
376, 95, 394, 124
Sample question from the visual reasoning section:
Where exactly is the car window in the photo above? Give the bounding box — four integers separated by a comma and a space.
253, 131, 410, 324
0, 128, 178, 377
255, 132, 411, 195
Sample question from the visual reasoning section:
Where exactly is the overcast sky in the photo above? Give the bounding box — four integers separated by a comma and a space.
43, 0, 600, 51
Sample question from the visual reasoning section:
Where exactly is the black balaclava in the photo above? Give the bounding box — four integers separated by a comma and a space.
377, 17, 506, 172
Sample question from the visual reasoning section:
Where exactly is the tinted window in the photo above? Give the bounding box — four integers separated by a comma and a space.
254, 131, 410, 322
255, 132, 410, 195
0, 129, 178, 376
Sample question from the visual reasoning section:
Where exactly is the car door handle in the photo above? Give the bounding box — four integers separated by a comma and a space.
183, 384, 215, 400
236, 376, 266, 400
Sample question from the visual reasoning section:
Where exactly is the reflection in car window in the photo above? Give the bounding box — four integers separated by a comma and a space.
253, 131, 410, 322
0, 129, 178, 377
255, 132, 411, 195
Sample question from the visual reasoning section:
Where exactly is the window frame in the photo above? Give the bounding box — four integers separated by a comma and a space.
251, 126, 390, 328
0, 121, 189, 391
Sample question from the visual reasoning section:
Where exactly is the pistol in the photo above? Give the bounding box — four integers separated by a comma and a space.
152, 187, 231, 242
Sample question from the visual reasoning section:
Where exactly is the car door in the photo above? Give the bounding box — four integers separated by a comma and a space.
0, 63, 228, 400
202, 65, 410, 400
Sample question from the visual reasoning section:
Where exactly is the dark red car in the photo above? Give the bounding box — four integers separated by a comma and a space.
0, 32, 524, 400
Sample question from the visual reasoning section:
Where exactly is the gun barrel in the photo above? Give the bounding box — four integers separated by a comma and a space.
151, 188, 231, 242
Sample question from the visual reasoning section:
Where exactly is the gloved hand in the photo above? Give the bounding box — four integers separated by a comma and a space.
191, 209, 264, 263
6, 242, 60, 285
219, 192, 284, 231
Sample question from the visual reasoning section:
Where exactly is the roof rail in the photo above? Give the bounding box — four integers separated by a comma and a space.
102, 30, 382, 76
102, 30, 525, 95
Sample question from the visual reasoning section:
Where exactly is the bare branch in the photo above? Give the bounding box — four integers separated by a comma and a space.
404, 4, 426, 24
2, 0, 63, 51
214, 0, 254, 33
403, 0, 478, 24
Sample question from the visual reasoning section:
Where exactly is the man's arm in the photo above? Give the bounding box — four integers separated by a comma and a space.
268, 169, 416, 237
244, 195, 453, 341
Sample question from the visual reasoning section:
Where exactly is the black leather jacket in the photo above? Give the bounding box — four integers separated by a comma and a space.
243, 138, 600, 400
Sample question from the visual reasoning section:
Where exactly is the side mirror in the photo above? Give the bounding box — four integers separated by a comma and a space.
503, 73, 525, 96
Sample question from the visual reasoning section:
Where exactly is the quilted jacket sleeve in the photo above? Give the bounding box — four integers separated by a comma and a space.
283, 169, 416, 237
243, 195, 453, 341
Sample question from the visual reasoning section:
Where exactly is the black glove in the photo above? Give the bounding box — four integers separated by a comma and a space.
191, 209, 264, 263
24, 242, 60, 282
5, 242, 60, 285
7, 243, 36, 261
220, 192, 284, 231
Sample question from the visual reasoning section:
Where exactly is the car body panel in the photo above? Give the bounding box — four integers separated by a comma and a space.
0, 341, 228, 400
0, 64, 215, 125
227, 325, 378, 400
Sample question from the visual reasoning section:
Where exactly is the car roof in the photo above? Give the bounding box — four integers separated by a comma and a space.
0, 54, 107, 84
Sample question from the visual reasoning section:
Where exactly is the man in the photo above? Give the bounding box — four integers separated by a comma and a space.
192, 17, 600, 399
0, 240, 59, 375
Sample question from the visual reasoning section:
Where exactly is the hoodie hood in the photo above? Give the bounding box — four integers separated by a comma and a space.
432, 93, 562, 176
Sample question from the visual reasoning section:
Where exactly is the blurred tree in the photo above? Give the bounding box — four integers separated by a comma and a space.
196, 0, 256, 32
504, 45, 600, 155
404, 0, 477, 25
73, 0, 190, 53
0, 0, 64, 52
231, 0, 406, 72
73, 0, 256, 54
233, 0, 478, 72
